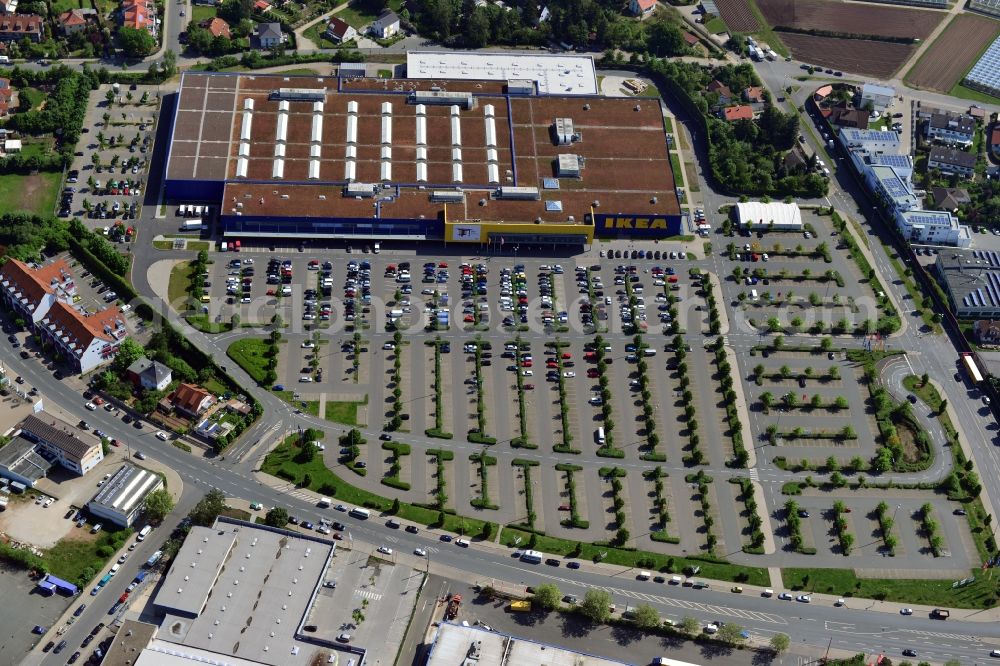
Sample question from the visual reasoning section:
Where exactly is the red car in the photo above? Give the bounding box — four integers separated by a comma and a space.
561, 352, 572, 359
522, 359, 533, 367
587, 369, 599, 378
523, 383, 534, 390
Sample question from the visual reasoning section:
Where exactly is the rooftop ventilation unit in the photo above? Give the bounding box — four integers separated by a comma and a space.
409, 90, 474, 109
430, 190, 465, 203
270, 88, 326, 102
496, 186, 540, 200
345, 182, 377, 198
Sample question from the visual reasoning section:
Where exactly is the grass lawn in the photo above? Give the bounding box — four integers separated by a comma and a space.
669, 151, 683, 181
167, 260, 193, 307
334, 0, 403, 28
325, 397, 366, 425
499, 527, 769, 586
303, 22, 340, 49
187, 241, 211, 252
44, 526, 133, 588
685, 162, 701, 193
49, 0, 82, 12
191, 4, 216, 22
0, 171, 61, 217
949, 82, 1000, 105
782, 567, 998, 608
704, 16, 727, 33
153, 240, 174, 250
186, 315, 233, 333
227, 338, 273, 385
19, 87, 46, 110
262, 435, 496, 537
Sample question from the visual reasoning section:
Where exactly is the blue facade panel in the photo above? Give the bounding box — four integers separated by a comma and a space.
221, 215, 444, 238
593, 213, 683, 238
165, 179, 225, 203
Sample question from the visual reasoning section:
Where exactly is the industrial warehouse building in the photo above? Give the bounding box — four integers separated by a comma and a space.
86, 462, 163, 527
162, 65, 683, 246
935, 250, 1000, 318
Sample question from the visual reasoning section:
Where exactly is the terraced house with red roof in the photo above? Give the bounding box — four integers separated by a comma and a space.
122, 0, 156, 33
0, 13, 42, 42
0, 258, 129, 373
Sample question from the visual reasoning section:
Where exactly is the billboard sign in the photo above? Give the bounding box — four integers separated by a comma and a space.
594, 213, 683, 238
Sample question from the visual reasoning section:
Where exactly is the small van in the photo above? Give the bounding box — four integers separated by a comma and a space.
109, 563, 120, 576
317, 497, 331, 508
136, 525, 152, 541
637, 571, 651, 581
642, 348, 656, 357
750, 289, 759, 301
762, 588, 774, 597
596, 427, 606, 445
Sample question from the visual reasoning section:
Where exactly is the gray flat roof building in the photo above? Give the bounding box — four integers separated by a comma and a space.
426, 622, 631, 666
153, 520, 344, 666
0, 435, 52, 486
86, 463, 163, 527
936, 249, 1000, 318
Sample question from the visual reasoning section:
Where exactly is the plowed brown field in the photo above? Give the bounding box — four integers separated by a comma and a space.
905, 14, 1000, 92
779, 33, 916, 78
715, 0, 759, 32
757, 0, 944, 39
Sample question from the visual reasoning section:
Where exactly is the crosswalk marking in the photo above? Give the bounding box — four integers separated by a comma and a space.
749, 468, 760, 482
356, 589, 383, 602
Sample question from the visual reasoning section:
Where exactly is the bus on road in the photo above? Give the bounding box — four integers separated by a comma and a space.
962, 352, 984, 383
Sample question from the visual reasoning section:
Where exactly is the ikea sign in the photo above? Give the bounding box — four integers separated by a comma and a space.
595, 214, 682, 238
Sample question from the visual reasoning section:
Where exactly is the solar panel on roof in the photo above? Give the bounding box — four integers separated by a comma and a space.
542, 178, 559, 189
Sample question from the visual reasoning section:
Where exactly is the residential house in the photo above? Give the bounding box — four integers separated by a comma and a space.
122, 0, 155, 33
721, 105, 753, 122
0, 14, 42, 42
629, 0, 655, 15
968, 105, 986, 123
38, 301, 127, 374
743, 86, 765, 103
0, 0, 17, 14
168, 383, 214, 418
202, 16, 230, 38
973, 319, 1000, 345
369, 9, 399, 38
57, 8, 95, 34
928, 145, 977, 177
324, 16, 355, 43
783, 147, 808, 173
683, 31, 699, 47
256, 21, 282, 48
931, 186, 971, 211
706, 79, 732, 104
925, 112, 976, 147
19, 413, 104, 476
0, 258, 76, 325
253, 0, 271, 11
827, 103, 870, 130
126, 357, 173, 392
990, 126, 1000, 159
860, 83, 895, 112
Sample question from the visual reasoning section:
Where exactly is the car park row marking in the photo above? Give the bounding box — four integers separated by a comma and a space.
902, 629, 983, 642
598, 586, 789, 624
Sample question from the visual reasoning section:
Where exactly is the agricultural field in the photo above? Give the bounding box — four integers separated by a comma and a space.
905, 13, 1000, 93
714, 0, 759, 32
756, 0, 945, 38
779, 33, 916, 78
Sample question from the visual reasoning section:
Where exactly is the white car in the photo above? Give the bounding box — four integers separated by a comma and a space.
796, 594, 811, 603
414, 548, 427, 557
521, 369, 533, 376
563, 371, 576, 378
155, 431, 169, 441
118, 553, 129, 564
377, 546, 393, 555
900, 608, 913, 615
302, 341, 314, 349
382, 342, 394, 350
85, 402, 97, 411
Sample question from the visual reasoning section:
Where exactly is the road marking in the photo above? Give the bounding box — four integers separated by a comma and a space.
355, 589, 383, 602
749, 468, 760, 482
902, 629, 981, 642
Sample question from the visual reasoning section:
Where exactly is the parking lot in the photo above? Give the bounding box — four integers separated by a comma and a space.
61, 84, 159, 242
185, 221, 979, 576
